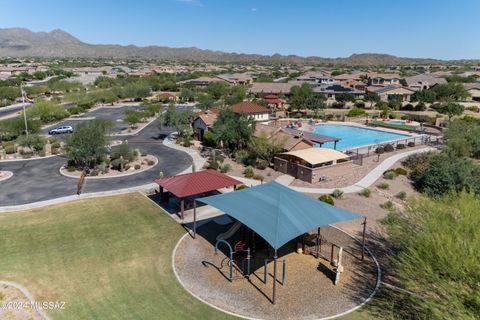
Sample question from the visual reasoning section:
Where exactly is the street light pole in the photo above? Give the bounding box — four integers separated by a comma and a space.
20, 84, 29, 137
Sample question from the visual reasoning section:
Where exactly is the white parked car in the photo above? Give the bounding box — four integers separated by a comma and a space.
48, 125, 73, 135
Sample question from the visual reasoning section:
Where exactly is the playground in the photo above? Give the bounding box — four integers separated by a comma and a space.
173, 182, 379, 319
174, 220, 378, 319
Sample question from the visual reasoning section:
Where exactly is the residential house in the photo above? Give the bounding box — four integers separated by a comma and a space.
192, 109, 219, 140
313, 84, 364, 99
367, 73, 402, 86
216, 73, 253, 85
401, 74, 447, 91
249, 82, 295, 95
254, 124, 314, 152
368, 85, 415, 102
263, 95, 285, 109
463, 83, 480, 102
296, 71, 336, 85
228, 101, 270, 122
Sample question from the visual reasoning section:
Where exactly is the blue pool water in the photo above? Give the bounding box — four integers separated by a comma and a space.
313, 124, 409, 150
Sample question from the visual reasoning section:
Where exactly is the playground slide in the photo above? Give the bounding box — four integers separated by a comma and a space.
216, 221, 242, 241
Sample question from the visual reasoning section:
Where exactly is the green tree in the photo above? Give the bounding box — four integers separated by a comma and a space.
180, 88, 196, 102
16, 134, 45, 151
364, 93, 380, 108
335, 92, 356, 103
444, 116, 480, 159
411, 89, 436, 103
289, 83, 314, 112
387, 94, 403, 110
438, 102, 464, 121
212, 109, 255, 150
158, 105, 195, 138
431, 83, 469, 102
65, 119, 113, 167
206, 81, 230, 100
247, 133, 284, 163
123, 109, 144, 127
26, 100, 69, 123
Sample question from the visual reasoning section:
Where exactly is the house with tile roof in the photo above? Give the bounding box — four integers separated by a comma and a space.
228, 101, 270, 122
401, 74, 447, 91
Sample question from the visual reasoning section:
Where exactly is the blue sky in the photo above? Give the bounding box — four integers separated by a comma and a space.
1, 0, 479, 60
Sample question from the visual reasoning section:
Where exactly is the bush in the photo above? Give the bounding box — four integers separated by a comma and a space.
134, 164, 141, 170
234, 149, 250, 165
396, 191, 407, 200
383, 171, 397, 180
414, 102, 426, 111
255, 159, 269, 170
236, 184, 249, 190
407, 141, 415, 147
51, 142, 61, 149
244, 166, 254, 178
396, 143, 406, 150
220, 163, 232, 173
384, 144, 394, 152
111, 158, 128, 171
147, 160, 155, 166
354, 101, 365, 109
207, 161, 219, 170
359, 188, 371, 198
318, 195, 335, 205
202, 131, 216, 147
394, 167, 408, 175
68, 106, 82, 115
111, 142, 134, 162
377, 182, 390, 190
4, 145, 14, 154
331, 189, 344, 199
140, 150, 147, 157
90, 170, 99, 176
347, 107, 366, 117
331, 102, 345, 109
381, 200, 394, 210
252, 174, 264, 181
401, 103, 414, 111
375, 146, 385, 154
67, 166, 75, 172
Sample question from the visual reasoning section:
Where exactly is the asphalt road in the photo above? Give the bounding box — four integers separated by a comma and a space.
0, 118, 192, 206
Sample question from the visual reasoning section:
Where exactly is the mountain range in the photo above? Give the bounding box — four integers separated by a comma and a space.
0, 28, 477, 65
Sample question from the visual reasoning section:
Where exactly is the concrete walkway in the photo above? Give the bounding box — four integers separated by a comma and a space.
0, 280, 50, 320
162, 132, 207, 174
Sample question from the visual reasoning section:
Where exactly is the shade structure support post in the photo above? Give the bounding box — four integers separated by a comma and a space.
331, 243, 335, 263
264, 259, 268, 286
273, 249, 278, 305
246, 248, 251, 279
180, 198, 185, 220
160, 186, 164, 201
316, 227, 321, 259
361, 217, 367, 261
193, 200, 197, 239
282, 259, 286, 287
229, 251, 233, 281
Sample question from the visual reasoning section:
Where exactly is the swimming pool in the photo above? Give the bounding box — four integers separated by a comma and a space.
313, 124, 409, 150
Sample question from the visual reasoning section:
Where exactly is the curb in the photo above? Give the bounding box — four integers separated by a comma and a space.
0, 184, 157, 213
0, 171, 13, 182
171, 225, 381, 320
58, 156, 158, 180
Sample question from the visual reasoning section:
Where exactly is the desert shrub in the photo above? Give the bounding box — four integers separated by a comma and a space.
318, 195, 334, 205
147, 160, 155, 166
52, 142, 61, 149
255, 159, 269, 170
384, 171, 397, 180
234, 149, 250, 165
111, 143, 134, 162
220, 163, 232, 173
111, 158, 128, 171
396, 191, 407, 200
140, 150, 147, 157
402, 152, 435, 182
359, 188, 371, 198
384, 144, 394, 152
394, 167, 408, 175
407, 141, 415, 147
67, 166, 75, 172
377, 182, 390, 190
68, 106, 81, 115
331, 102, 345, 109
347, 107, 366, 117
134, 164, 141, 170
414, 102, 426, 111
354, 101, 366, 108
207, 161, 219, 170
331, 189, 344, 199
90, 170, 99, 176
236, 184, 249, 190
401, 103, 414, 111
4, 145, 14, 154
125, 164, 131, 171
244, 165, 254, 178
202, 131, 216, 147
375, 146, 385, 154
252, 174, 264, 181
381, 200, 394, 210
396, 143, 406, 150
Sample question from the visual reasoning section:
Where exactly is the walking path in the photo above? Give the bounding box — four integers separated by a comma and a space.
0, 280, 50, 320
162, 132, 206, 174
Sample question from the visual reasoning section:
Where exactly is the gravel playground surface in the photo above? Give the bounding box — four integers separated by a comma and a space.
174, 222, 378, 320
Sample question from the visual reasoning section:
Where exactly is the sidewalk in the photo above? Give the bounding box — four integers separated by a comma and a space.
162, 132, 206, 174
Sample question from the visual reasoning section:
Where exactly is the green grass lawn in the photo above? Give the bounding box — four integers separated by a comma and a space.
371, 120, 417, 131
0, 193, 378, 319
